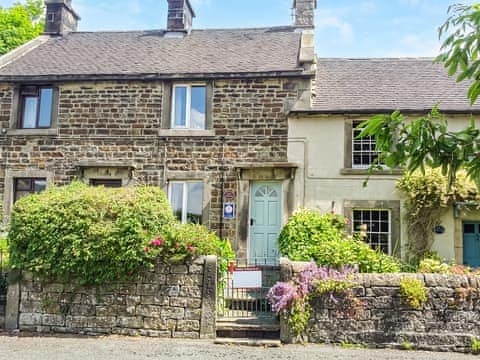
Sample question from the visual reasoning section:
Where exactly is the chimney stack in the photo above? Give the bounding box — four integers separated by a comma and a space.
44, 0, 80, 35
293, 0, 317, 29
167, 0, 195, 34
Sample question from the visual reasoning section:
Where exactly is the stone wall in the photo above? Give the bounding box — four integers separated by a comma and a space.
0, 275, 6, 329
9, 256, 217, 338
281, 260, 480, 353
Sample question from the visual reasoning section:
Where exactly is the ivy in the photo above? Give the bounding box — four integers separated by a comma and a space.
397, 169, 479, 261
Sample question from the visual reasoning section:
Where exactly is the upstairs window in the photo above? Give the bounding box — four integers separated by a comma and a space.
169, 181, 204, 224
19, 86, 54, 129
172, 84, 206, 129
352, 120, 380, 168
14, 178, 47, 202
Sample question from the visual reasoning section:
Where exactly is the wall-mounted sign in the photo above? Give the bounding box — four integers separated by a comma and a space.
224, 191, 235, 201
233, 268, 262, 289
433, 225, 446, 234
223, 202, 235, 219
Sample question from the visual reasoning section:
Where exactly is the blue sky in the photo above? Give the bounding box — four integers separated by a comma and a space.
0, 0, 477, 58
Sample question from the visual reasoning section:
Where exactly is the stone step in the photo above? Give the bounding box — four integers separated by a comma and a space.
214, 337, 281, 347
216, 317, 280, 340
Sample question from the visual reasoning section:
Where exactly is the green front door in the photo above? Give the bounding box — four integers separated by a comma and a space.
463, 222, 480, 267
249, 182, 282, 265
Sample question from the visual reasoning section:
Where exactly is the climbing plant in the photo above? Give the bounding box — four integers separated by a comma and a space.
397, 169, 479, 261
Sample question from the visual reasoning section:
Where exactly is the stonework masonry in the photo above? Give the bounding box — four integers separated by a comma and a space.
11, 256, 217, 338
281, 259, 480, 353
0, 78, 306, 254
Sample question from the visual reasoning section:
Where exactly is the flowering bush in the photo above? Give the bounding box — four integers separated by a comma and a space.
8, 181, 233, 285
268, 262, 362, 336
279, 208, 400, 273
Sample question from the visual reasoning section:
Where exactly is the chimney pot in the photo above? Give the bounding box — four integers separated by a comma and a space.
166, 0, 195, 34
293, 0, 317, 29
44, 0, 80, 35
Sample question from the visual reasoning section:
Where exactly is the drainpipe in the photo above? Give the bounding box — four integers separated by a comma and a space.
219, 136, 226, 240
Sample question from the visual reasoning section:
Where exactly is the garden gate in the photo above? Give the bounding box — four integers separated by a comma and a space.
217, 258, 279, 319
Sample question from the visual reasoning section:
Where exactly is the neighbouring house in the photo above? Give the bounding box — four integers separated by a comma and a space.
0, 0, 317, 264
288, 58, 480, 264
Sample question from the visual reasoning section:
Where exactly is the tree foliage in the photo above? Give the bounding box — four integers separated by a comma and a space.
0, 0, 44, 55
358, 107, 480, 191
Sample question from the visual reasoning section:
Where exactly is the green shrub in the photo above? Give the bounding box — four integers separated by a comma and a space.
0, 236, 8, 273
471, 338, 480, 354
279, 209, 400, 273
8, 181, 178, 284
399, 277, 427, 309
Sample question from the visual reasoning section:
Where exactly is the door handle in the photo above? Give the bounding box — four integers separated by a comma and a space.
250, 218, 254, 226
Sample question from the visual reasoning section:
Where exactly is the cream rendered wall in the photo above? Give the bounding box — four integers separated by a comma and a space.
288, 113, 480, 262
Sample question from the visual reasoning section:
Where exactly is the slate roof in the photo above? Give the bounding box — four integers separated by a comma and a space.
0, 27, 303, 80
312, 58, 480, 113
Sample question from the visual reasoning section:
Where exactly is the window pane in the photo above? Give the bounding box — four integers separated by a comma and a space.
186, 182, 203, 224
38, 88, 53, 127
190, 86, 206, 129
15, 179, 32, 191
170, 183, 184, 222
22, 97, 38, 128
174, 86, 187, 127
33, 179, 47, 192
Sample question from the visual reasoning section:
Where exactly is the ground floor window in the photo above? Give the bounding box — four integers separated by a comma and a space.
352, 208, 391, 254
89, 179, 123, 188
14, 178, 47, 202
169, 181, 204, 224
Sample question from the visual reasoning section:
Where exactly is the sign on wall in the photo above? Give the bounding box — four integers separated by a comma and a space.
223, 202, 235, 219
233, 268, 262, 289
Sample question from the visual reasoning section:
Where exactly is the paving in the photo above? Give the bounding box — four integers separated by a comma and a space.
0, 334, 478, 360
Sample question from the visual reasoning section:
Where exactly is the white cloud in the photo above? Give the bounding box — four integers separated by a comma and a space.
385, 34, 441, 57
316, 15, 353, 42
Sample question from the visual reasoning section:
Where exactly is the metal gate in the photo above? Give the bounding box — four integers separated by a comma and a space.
217, 258, 280, 319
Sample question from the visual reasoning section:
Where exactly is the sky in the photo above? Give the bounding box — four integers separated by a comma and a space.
0, 0, 477, 58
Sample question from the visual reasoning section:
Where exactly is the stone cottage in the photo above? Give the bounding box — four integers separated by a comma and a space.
0, 0, 316, 264
288, 58, 480, 264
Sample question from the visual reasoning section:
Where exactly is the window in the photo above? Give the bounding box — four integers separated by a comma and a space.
18, 86, 55, 129
352, 209, 391, 254
172, 84, 206, 129
169, 181, 204, 224
89, 179, 123, 188
14, 178, 47, 202
352, 121, 380, 168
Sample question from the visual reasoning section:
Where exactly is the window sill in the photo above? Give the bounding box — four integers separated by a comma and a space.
340, 168, 403, 176
158, 129, 216, 137
6, 128, 58, 136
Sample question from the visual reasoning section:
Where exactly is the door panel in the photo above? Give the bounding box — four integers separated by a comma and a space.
249, 182, 282, 265
463, 222, 480, 267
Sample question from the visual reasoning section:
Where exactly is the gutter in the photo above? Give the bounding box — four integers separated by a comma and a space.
288, 108, 480, 115
0, 70, 314, 83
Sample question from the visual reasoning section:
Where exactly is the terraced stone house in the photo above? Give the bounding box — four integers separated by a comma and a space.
0, 0, 316, 264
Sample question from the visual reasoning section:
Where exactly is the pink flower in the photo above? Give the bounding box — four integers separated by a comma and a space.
151, 238, 164, 247
187, 245, 196, 253
175, 243, 180, 249
144, 246, 151, 253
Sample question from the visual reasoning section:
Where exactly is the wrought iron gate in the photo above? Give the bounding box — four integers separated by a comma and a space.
217, 258, 280, 319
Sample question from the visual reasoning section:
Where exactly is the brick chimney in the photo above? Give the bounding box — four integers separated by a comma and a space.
44, 0, 80, 35
293, 0, 317, 29
167, 0, 195, 34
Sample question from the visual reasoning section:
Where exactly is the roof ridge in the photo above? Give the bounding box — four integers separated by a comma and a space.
69, 25, 296, 35
317, 57, 435, 61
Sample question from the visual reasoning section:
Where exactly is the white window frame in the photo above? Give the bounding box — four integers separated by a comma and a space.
351, 120, 381, 169
352, 208, 392, 255
171, 84, 206, 130
168, 180, 204, 224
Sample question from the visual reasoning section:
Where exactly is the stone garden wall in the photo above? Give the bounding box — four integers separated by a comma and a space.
281, 259, 480, 353
0, 277, 6, 328
6, 256, 217, 338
